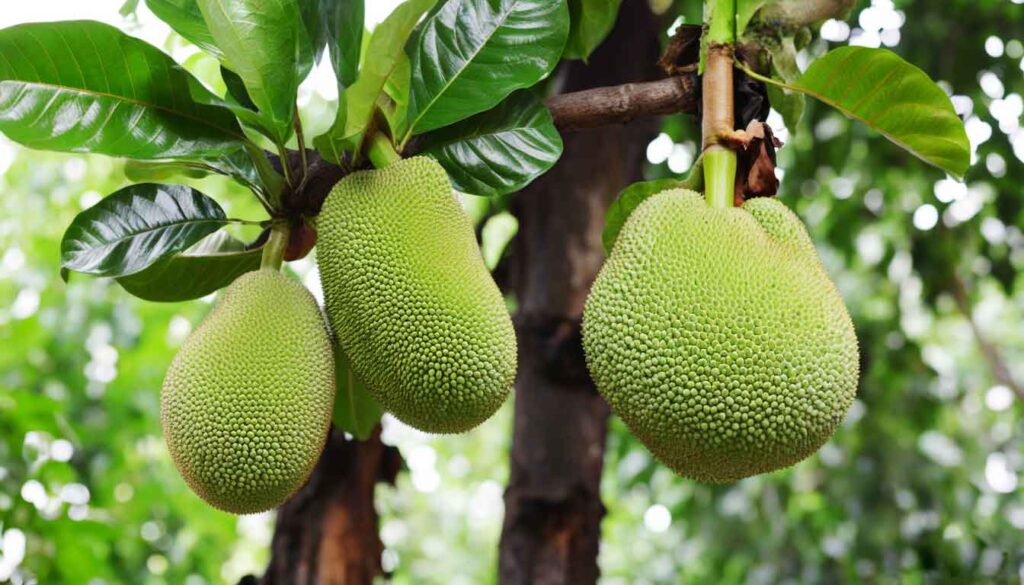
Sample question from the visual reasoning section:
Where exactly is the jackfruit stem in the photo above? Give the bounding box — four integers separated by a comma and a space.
367, 133, 402, 169
261, 225, 290, 270
704, 148, 737, 208
702, 0, 737, 209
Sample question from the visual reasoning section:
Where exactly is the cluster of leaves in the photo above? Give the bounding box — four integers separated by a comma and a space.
0, 0, 625, 440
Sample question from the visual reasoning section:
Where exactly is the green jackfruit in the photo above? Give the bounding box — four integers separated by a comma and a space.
316, 156, 516, 434
161, 269, 335, 514
582, 189, 858, 483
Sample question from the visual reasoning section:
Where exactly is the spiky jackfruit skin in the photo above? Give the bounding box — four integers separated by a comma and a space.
582, 189, 858, 483
316, 156, 515, 434
161, 269, 335, 514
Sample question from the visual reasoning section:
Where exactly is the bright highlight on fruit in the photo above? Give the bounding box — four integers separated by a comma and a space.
161, 269, 335, 514
317, 156, 516, 434
583, 189, 859, 483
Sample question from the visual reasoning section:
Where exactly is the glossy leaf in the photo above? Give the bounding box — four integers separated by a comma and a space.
407, 0, 570, 135
117, 231, 262, 302
197, 0, 313, 142
315, 0, 435, 163
325, 0, 364, 89
146, 0, 222, 57
220, 66, 257, 111
602, 159, 704, 253
755, 47, 970, 178
0, 21, 250, 162
61, 183, 229, 279
333, 344, 383, 441
418, 90, 562, 196
563, 0, 621, 60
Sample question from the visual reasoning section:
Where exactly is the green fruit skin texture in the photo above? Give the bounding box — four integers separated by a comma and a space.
316, 156, 516, 434
161, 269, 335, 514
583, 189, 859, 483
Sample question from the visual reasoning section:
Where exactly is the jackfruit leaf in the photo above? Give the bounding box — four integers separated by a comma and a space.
123, 160, 211, 183
418, 90, 562, 196
325, 0, 364, 90
220, 66, 257, 111
146, 0, 222, 57
333, 345, 383, 441
382, 53, 412, 139
314, 0, 435, 164
61, 183, 229, 280
602, 158, 704, 253
0, 21, 253, 174
736, 0, 767, 36
298, 0, 331, 64
196, 0, 313, 143
117, 231, 263, 302
406, 0, 570, 135
563, 0, 622, 61
749, 47, 970, 179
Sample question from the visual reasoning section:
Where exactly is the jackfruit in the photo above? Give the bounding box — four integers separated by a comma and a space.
316, 156, 516, 434
161, 269, 335, 514
582, 189, 858, 483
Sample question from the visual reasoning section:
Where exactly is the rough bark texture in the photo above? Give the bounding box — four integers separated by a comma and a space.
498, 2, 662, 584
255, 427, 401, 585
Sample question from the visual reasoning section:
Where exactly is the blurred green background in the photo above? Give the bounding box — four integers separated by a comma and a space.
1, 0, 1022, 583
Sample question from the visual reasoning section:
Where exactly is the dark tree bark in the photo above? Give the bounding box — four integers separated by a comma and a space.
255, 427, 401, 585
498, 2, 663, 584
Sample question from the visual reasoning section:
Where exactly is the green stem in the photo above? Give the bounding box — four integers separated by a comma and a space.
707, 0, 736, 44
367, 132, 402, 169
701, 0, 738, 208
703, 147, 736, 208
261, 224, 290, 270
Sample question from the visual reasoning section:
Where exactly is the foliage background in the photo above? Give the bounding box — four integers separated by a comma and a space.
0, 0, 1022, 583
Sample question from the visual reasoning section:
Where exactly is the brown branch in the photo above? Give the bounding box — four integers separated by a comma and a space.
951, 275, 1024, 401
545, 75, 697, 132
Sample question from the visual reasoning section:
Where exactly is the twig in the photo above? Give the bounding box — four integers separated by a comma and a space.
951, 275, 1024, 401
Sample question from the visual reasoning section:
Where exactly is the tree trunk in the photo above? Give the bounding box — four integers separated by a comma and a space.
254, 426, 401, 585
498, 3, 661, 584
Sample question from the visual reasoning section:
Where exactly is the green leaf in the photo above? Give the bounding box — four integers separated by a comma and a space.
123, 160, 211, 182
197, 0, 313, 142
116, 231, 262, 302
315, 0, 436, 163
382, 52, 412, 138
220, 66, 257, 110
563, 0, 621, 60
602, 159, 704, 253
419, 90, 562, 196
146, 0, 222, 57
0, 21, 250, 163
60, 183, 229, 279
332, 344, 383, 441
406, 0, 570, 135
753, 46, 971, 179
325, 0, 364, 89
736, 0, 767, 36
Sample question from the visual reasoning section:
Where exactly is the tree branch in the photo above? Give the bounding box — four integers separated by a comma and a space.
545, 75, 697, 132
951, 275, 1024, 401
